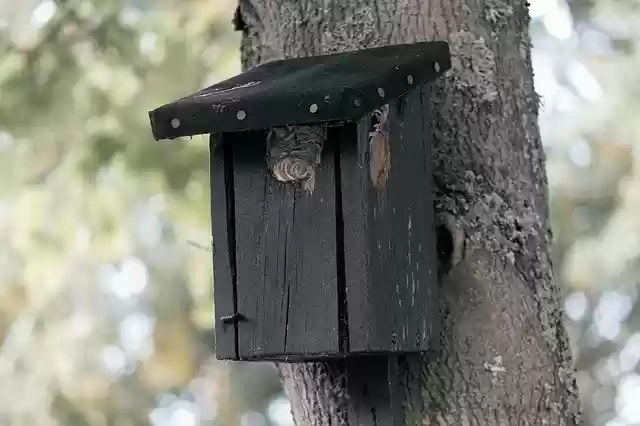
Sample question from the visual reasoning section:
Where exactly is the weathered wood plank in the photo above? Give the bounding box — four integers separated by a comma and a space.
336, 124, 370, 351
340, 88, 439, 353
233, 131, 340, 360
345, 356, 401, 425
210, 134, 238, 360
232, 131, 287, 359
284, 139, 340, 357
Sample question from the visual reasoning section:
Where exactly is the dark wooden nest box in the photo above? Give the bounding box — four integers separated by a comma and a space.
148, 41, 451, 362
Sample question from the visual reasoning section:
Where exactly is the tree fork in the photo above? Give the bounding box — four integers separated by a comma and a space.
235, 0, 582, 424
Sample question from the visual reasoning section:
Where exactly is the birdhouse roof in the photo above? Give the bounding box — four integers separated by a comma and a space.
148, 41, 450, 141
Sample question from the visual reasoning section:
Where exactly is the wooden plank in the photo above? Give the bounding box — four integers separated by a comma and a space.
232, 131, 288, 359
340, 87, 439, 353
345, 356, 402, 425
336, 124, 371, 352
388, 354, 427, 426
233, 131, 340, 360
210, 135, 238, 360
284, 139, 340, 357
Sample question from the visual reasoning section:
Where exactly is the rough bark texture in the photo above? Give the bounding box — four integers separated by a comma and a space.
235, 0, 582, 424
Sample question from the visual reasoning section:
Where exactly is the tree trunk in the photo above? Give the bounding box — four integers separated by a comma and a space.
236, 0, 582, 424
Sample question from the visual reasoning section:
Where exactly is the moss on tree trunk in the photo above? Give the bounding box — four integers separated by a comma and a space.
236, 0, 582, 424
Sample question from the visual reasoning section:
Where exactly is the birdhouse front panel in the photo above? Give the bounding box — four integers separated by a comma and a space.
148, 41, 452, 362
217, 131, 342, 361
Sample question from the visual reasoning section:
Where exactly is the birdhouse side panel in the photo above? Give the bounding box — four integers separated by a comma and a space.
340, 87, 440, 354
232, 132, 341, 360
210, 136, 238, 360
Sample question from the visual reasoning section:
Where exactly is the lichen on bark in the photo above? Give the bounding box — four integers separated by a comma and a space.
235, 0, 582, 424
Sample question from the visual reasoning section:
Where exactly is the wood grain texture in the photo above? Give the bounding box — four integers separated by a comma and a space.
232, 131, 340, 360
345, 356, 397, 425
340, 88, 439, 354
210, 135, 238, 360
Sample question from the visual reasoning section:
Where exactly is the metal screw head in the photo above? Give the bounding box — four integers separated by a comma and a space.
309, 103, 318, 113
377, 87, 385, 98
434, 62, 441, 73
236, 110, 246, 120
171, 118, 180, 128
353, 98, 362, 107
407, 75, 414, 84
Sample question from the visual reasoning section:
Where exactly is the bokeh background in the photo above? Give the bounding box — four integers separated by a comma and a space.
0, 0, 638, 425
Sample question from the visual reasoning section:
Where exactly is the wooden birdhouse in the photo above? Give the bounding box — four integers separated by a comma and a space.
148, 41, 451, 362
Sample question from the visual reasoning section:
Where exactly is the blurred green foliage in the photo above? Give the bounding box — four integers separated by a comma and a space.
0, 1, 285, 425
0, 0, 639, 425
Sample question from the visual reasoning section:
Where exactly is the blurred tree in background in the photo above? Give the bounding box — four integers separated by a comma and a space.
0, 1, 285, 425
0, 0, 638, 425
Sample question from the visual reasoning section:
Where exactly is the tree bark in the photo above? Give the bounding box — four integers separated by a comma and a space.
236, 0, 582, 424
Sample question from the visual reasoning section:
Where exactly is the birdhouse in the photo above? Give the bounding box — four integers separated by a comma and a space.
148, 41, 451, 362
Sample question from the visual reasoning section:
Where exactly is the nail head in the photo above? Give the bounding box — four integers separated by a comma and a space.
236, 110, 246, 120
377, 87, 385, 98
434, 62, 441, 73
407, 75, 414, 84
309, 103, 318, 113
171, 118, 180, 128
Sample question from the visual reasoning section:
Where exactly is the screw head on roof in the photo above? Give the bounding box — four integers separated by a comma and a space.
171, 118, 180, 128
407, 75, 414, 84
236, 110, 246, 120
434, 62, 441, 73
309, 103, 318, 113
353, 98, 362, 107
377, 88, 385, 98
